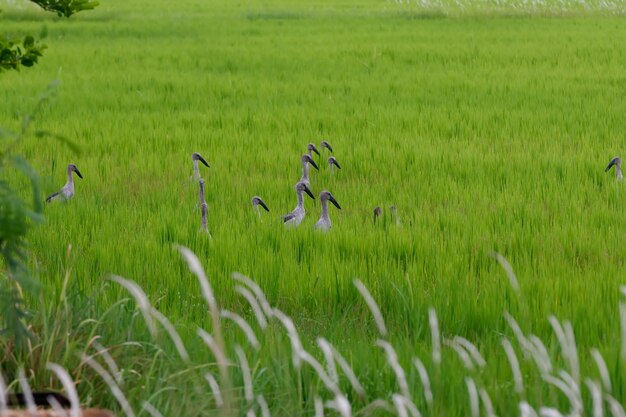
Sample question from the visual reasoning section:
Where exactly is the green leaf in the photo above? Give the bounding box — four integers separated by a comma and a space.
10, 156, 42, 215
34, 130, 81, 155
23, 35, 34, 49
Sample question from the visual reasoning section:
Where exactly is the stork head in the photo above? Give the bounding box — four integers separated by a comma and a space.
296, 181, 315, 200
252, 196, 270, 212
302, 154, 319, 170
68, 164, 83, 179
320, 190, 341, 209
328, 156, 341, 170
307, 143, 320, 156
192, 152, 210, 168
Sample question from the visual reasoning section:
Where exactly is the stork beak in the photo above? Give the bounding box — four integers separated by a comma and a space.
308, 157, 319, 171
329, 194, 341, 209
304, 185, 315, 200
322, 142, 333, 153
311, 145, 320, 156
333, 159, 342, 169
198, 154, 210, 168
259, 199, 270, 212
74, 168, 83, 179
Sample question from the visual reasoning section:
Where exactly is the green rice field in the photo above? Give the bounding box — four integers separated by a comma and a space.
2, 0, 626, 415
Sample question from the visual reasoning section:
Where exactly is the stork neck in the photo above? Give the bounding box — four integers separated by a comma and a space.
66, 167, 74, 185
193, 160, 200, 177
321, 198, 329, 219
198, 182, 206, 203
296, 190, 304, 207
301, 160, 309, 179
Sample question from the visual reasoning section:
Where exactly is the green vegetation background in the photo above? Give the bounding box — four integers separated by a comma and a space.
1, 0, 626, 414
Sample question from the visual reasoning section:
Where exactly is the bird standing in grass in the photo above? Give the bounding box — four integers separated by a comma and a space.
390, 205, 400, 226
46, 164, 83, 203
314, 191, 341, 231
606, 156, 623, 181
307, 143, 320, 158
328, 156, 341, 172
373, 206, 382, 224
320, 140, 333, 153
283, 181, 315, 227
299, 154, 319, 188
199, 179, 209, 232
252, 196, 270, 217
191, 152, 210, 181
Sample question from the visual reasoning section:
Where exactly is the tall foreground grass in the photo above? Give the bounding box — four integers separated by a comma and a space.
2, 0, 626, 414
2, 247, 626, 416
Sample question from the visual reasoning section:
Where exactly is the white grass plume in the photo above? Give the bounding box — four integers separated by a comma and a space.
317, 338, 339, 384
221, 309, 260, 350
563, 321, 580, 384
93, 341, 123, 385
197, 328, 230, 368
528, 335, 553, 375
466, 377, 479, 417
584, 379, 603, 417
479, 388, 497, 417
428, 308, 441, 365
361, 399, 394, 416
0, 371, 6, 412
549, 316, 578, 384
81, 353, 135, 417
606, 394, 626, 417
299, 349, 340, 395
47, 395, 69, 417
256, 395, 270, 417
314, 396, 324, 417
46, 363, 81, 417
178, 246, 217, 314
590, 348, 612, 392
539, 408, 564, 417
272, 308, 304, 369
204, 373, 224, 408
235, 345, 254, 403
110, 275, 157, 336
454, 336, 487, 368
445, 338, 475, 371
151, 307, 190, 363
619, 300, 626, 361
503, 312, 532, 358
17, 367, 36, 415
235, 285, 268, 329
520, 401, 538, 417
326, 341, 365, 398
233, 272, 273, 318
543, 374, 580, 416
491, 251, 520, 292
391, 394, 421, 417
142, 401, 165, 417
354, 279, 387, 337
412, 358, 433, 406
376, 339, 409, 398
502, 339, 524, 394
326, 394, 352, 417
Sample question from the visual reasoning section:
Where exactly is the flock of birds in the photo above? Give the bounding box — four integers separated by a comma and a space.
44, 141, 351, 232
45, 149, 625, 231
192, 140, 344, 232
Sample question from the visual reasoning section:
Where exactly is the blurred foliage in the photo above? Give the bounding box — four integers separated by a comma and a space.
0, 34, 47, 72
0, 0, 94, 345
29, 0, 99, 17
0, 0, 98, 72
0, 82, 59, 344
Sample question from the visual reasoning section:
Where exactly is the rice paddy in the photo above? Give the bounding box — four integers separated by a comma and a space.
1, 0, 626, 415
